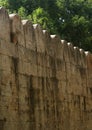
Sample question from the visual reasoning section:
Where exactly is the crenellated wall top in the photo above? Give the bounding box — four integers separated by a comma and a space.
0, 7, 92, 69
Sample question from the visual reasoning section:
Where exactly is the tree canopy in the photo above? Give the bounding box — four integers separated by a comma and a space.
0, 0, 92, 52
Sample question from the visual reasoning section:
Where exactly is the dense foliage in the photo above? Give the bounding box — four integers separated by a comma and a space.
0, 0, 92, 52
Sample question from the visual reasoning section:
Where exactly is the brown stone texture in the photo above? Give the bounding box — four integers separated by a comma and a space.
0, 7, 92, 130
0, 7, 10, 42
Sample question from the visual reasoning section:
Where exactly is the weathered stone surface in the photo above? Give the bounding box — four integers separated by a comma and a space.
0, 7, 10, 42
22, 20, 36, 50
0, 8, 92, 130
9, 14, 25, 46
61, 40, 70, 62
33, 24, 45, 53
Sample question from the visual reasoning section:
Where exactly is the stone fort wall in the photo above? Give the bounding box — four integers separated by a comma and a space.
0, 7, 92, 130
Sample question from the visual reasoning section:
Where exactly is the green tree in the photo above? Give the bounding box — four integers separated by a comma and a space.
29, 7, 57, 33
0, 0, 9, 9
18, 6, 27, 19
8, 0, 23, 12
56, 0, 92, 51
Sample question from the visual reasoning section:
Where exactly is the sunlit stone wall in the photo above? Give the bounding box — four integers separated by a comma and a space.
0, 7, 92, 130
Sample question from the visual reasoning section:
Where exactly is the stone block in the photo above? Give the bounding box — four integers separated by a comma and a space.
74, 46, 82, 66
9, 14, 25, 46
0, 54, 11, 72
33, 24, 45, 53
22, 20, 36, 51
0, 40, 18, 57
0, 7, 10, 42
61, 40, 70, 63
67, 42, 75, 64
42, 30, 51, 54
